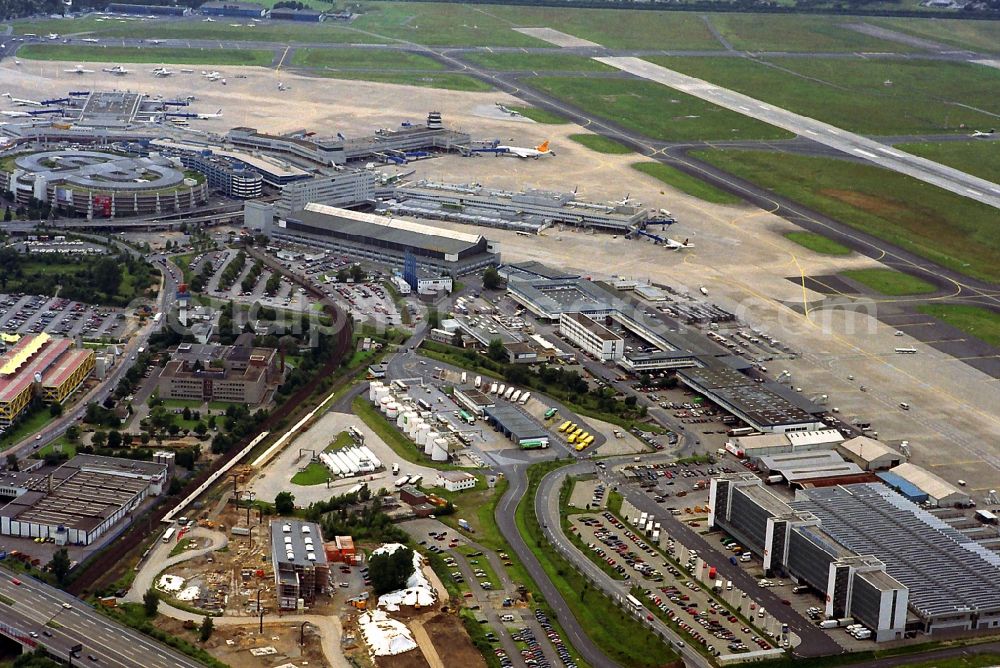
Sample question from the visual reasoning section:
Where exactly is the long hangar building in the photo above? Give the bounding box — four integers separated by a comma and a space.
251, 202, 499, 277
709, 474, 1000, 640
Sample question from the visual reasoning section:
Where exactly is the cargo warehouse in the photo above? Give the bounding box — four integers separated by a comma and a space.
710, 474, 1000, 638
262, 203, 500, 277
482, 403, 549, 449
0, 455, 167, 546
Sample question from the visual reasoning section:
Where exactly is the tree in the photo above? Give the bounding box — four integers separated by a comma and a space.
427, 308, 440, 329
93, 256, 123, 295
275, 491, 295, 515
349, 264, 365, 283
48, 548, 71, 585
48, 402, 62, 418
66, 425, 80, 442
483, 266, 502, 290
2, 207, 10, 223
92, 431, 107, 448
143, 588, 159, 617
107, 430, 122, 449
368, 546, 415, 595
336, 268, 350, 283
488, 338, 507, 362
182, 407, 192, 421
4, 454, 18, 472
199, 615, 214, 642
194, 421, 208, 437
168, 477, 184, 496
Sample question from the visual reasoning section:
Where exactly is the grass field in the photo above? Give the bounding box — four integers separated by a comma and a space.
290, 461, 330, 486
918, 304, 1000, 348
897, 141, 1000, 184
706, 13, 918, 52
312, 70, 491, 91
531, 77, 791, 142
650, 57, 1000, 135
785, 231, 852, 255
14, 16, 378, 44
290, 47, 443, 70
841, 269, 937, 295
487, 6, 725, 50
507, 106, 568, 124
569, 133, 632, 154
695, 150, 1000, 282
18, 44, 274, 66
875, 16, 1000, 52
462, 52, 615, 72
632, 161, 741, 204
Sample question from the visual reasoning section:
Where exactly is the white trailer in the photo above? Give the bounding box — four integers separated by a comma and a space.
519, 392, 531, 405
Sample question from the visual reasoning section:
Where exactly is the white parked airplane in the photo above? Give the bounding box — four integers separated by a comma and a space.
64, 64, 94, 74
203, 71, 222, 81
149, 39, 163, 44
151, 67, 173, 77
47, 33, 59, 40
665, 238, 693, 251
495, 102, 522, 117
499, 140, 554, 159
202, 17, 215, 22
2, 93, 43, 107
970, 128, 995, 138
277, 81, 289, 91
0, 110, 31, 118
196, 109, 223, 119
81, 38, 100, 43
102, 65, 130, 75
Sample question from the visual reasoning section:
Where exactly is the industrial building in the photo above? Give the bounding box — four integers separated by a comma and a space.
385, 181, 658, 233
837, 437, 903, 471
453, 386, 495, 416
0, 455, 167, 546
755, 450, 873, 487
108, 3, 190, 15
199, 1, 266, 18
0, 150, 208, 219
269, 7, 325, 20
434, 470, 477, 492
325, 535, 356, 564
726, 429, 845, 459
158, 337, 278, 405
177, 151, 263, 199
260, 203, 499, 278
677, 365, 825, 433
559, 312, 624, 361
274, 170, 377, 217
270, 520, 330, 610
884, 463, 971, 508
710, 475, 1000, 638
0, 333, 95, 426
482, 403, 549, 448
228, 113, 469, 167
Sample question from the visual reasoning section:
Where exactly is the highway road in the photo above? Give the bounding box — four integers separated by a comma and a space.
594, 57, 1000, 210
0, 572, 203, 667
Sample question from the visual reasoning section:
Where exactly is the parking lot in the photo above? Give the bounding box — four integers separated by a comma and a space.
570, 508, 778, 658
0, 294, 127, 340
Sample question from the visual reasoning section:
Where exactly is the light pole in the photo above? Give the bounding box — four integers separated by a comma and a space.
300, 621, 310, 646
248, 524, 255, 546
257, 587, 264, 614
259, 608, 265, 634
244, 491, 255, 527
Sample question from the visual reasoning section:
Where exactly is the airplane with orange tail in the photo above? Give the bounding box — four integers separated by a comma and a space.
496, 139, 555, 159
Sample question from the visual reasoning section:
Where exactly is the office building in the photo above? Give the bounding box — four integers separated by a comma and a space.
274, 169, 377, 217
434, 471, 477, 492
151, 138, 310, 188
270, 520, 329, 609
176, 152, 263, 199
0, 334, 94, 426
158, 337, 278, 405
559, 312, 624, 361
0, 455, 167, 546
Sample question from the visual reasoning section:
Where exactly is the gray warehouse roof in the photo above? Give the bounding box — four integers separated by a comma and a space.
270, 519, 327, 568
483, 403, 548, 441
290, 203, 485, 256
791, 484, 1000, 619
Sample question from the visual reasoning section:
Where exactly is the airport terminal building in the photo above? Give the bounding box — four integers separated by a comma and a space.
261, 203, 500, 277
709, 474, 1000, 639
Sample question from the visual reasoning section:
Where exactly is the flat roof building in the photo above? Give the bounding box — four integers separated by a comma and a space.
453, 386, 495, 416
274, 170, 377, 218
0, 455, 166, 546
199, 1, 266, 17
728, 429, 845, 458
482, 403, 549, 449
434, 470, 477, 492
264, 203, 499, 278
559, 312, 623, 362
158, 338, 278, 405
271, 519, 329, 609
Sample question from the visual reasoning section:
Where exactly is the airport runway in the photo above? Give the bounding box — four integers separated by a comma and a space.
593, 56, 1000, 210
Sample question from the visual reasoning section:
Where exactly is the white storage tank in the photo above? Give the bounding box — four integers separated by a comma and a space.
396, 411, 408, 428
407, 417, 423, 438
417, 424, 431, 446
386, 402, 399, 419
368, 381, 383, 401
424, 434, 435, 455
379, 396, 392, 413
375, 385, 390, 403
432, 440, 449, 462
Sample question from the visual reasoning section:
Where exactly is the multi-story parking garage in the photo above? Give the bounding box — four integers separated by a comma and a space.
0, 150, 208, 219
